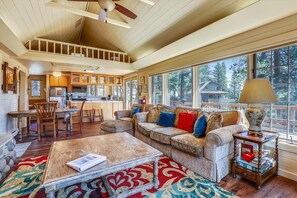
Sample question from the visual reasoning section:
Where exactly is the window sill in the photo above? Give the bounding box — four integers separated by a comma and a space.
266, 141, 297, 154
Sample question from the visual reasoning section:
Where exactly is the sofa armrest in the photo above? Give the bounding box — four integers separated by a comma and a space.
205, 124, 247, 147
114, 110, 131, 120
134, 112, 148, 123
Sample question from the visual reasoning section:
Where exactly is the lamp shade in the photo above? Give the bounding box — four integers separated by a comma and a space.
239, 78, 277, 103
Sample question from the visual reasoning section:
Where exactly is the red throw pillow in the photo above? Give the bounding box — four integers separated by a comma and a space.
177, 113, 197, 132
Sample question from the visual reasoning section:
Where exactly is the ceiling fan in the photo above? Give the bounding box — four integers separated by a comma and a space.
68, 0, 154, 22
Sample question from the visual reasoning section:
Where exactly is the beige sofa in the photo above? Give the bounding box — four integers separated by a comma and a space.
134, 104, 246, 182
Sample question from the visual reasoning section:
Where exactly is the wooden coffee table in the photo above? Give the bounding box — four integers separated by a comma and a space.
42, 132, 162, 198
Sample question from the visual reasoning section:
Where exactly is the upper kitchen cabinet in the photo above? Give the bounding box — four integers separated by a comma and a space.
108, 76, 115, 85
99, 75, 107, 85
81, 74, 91, 84
49, 75, 68, 87
91, 75, 98, 84
71, 73, 81, 84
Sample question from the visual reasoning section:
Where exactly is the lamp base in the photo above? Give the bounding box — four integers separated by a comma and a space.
245, 105, 266, 134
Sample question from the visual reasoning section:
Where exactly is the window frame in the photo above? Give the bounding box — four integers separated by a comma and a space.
31, 80, 41, 97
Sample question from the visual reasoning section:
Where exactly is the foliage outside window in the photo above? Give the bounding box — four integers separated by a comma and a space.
168, 68, 192, 108
255, 44, 297, 140
31, 80, 41, 97
151, 75, 163, 105
198, 56, 247, 111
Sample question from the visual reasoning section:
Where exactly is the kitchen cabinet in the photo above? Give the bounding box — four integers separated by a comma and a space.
91, 75, 98, 84
108, 76, 115, 85
49, 75, 67, 87
71, 73, 81, 84
81, 74, 91, 84
99, 76, 107, 85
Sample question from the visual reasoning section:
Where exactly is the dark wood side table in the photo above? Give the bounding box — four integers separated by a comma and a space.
232, 131, 279, 189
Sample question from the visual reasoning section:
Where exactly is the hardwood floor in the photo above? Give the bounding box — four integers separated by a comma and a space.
18, 120, 297, 198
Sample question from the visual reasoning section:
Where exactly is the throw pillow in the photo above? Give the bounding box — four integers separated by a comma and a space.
205, 113, 223, 134
193, 114, 207, 138
157, 111, 176, 127
176, 113, 197, 132
147, 107, 159, 123
174, 107, 200, 126
130, 107, 140, 118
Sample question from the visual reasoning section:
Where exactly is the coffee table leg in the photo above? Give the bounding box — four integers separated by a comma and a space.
69, 113, 73, 135
18, 116, 22, 142
46, 191, 55, 198
153, 157, 159, 189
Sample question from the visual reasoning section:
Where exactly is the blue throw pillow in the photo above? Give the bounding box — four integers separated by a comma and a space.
157, 111, 176, 127
193, 115, 207, 138
130, 107, 140, 118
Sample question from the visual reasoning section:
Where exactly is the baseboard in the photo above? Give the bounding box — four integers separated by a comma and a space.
278, 168, 297, 182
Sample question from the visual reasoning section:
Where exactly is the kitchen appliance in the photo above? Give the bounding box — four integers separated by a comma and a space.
49, 87, 67, 108
71, 92, 87, 101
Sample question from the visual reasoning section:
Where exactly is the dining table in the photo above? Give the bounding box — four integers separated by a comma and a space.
8, 108, 79, 142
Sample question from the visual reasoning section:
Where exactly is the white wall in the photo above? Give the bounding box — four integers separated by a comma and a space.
0, 49, 28, 134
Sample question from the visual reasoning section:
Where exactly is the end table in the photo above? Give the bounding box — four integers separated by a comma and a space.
232, 131, 279, 189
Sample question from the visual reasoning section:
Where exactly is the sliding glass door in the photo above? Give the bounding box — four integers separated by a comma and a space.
125, 79, 138, 109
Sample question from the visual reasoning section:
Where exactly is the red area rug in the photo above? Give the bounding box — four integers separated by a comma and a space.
0, 155, 237, 198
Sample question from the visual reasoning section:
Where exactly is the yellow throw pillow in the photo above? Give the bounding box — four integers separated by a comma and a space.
205, 113, 223, 134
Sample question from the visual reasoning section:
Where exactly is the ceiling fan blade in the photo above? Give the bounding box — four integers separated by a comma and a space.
140, 0, 155, 6
115, 3, 137, 19
99, 9, 107, 22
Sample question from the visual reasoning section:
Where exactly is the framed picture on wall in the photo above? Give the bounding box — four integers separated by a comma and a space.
143, 84, 148, 93
140, 76, 145, 84
138, 85, 142, 95
2, 62, 17, 94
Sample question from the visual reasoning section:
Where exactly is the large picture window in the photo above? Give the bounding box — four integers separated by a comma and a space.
168, 68, 192, 108
198, 56, 247, 111
151, 75, 163, 105
255, 44, 297, 139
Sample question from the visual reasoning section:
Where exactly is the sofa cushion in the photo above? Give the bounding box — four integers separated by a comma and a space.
157, 112, 176, 127
101, 120, 133, 133
120, 117, 134, 122
150, 127, 187, 144
130, 107, 140, 118
138, 123, 162, 136
205, 113, 223, 134
176, 113, 197, 132
147, 107, 159, 123
174, 107, 201, 126
157, 104, 175, 113
171, 134, 205, 157
193, 114, 207, 138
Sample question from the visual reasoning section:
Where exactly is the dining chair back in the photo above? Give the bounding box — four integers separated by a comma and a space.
34, 102, 58, 140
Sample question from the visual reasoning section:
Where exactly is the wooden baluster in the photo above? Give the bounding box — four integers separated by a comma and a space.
275, 137, 279, 175
257, 143, 262, 189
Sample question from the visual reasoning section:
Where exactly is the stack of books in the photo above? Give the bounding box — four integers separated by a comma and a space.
67, 153, 107, 172
236, 156, 275, 174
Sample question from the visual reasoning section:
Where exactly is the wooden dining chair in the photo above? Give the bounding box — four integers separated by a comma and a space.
34, 101, 58, 141
66, 101, 85, 134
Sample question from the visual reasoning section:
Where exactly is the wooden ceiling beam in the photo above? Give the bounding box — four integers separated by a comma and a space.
0, 19, 28, 56
46, 1, 131, 29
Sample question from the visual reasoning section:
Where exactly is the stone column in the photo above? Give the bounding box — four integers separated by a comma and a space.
0, 138, 17, 181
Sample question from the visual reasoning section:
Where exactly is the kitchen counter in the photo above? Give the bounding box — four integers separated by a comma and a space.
67, 101, 124, 121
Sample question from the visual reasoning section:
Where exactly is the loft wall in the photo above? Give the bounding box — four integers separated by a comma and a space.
0, 49, 28, 134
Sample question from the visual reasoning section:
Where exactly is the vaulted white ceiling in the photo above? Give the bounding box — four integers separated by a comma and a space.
0, 0, 296, 75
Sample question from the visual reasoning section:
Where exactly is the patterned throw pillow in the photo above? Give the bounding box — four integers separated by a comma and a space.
147, 107, 160, 123
193, 114, 207, 138
157, 111, 176, 127
205, 113, 223, 134
130, 107, 140, 118
176, 113, 197, 132
174, 107, 200, 126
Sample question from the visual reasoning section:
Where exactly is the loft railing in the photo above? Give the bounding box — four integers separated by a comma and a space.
25, 38, 131, 63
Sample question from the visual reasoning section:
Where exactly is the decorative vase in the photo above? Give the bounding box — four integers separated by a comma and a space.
245, 106, 266, 132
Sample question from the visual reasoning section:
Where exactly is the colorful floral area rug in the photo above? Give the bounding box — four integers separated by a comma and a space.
0, 156, 237, 198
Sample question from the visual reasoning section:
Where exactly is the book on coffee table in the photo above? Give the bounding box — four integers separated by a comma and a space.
66, 154, 106, 172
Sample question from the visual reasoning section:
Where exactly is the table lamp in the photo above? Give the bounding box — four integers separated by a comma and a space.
239, 78, 277, 136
